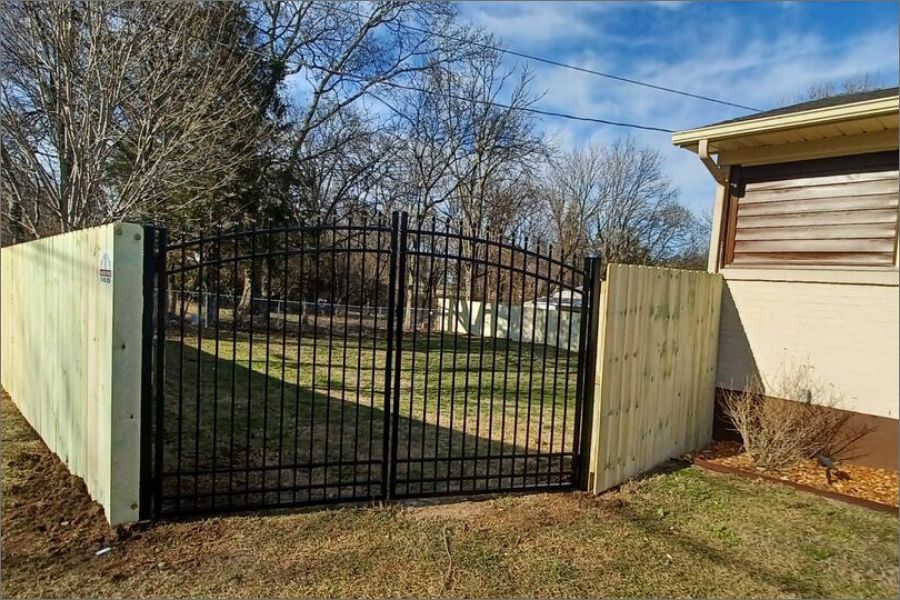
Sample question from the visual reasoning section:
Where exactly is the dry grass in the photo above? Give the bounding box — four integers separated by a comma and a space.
3, 394, 897, 599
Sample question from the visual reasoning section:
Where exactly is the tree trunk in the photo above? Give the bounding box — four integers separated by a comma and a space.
236, 267, 253, 324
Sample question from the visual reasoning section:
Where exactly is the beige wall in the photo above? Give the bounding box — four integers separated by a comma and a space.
1, 223, 145, 524
716, 275, 899, 419
438, 298, 581, 351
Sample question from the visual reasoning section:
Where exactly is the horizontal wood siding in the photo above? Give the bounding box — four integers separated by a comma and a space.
730, 252, 894, 266
728, 152, 899, 267
734, 222, 896, 241
737, 208, 898, 229
742, 178, 898, 202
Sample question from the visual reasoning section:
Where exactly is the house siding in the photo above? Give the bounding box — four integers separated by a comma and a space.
674, 97, 899, 469
716, 276, 899, 420
715, 275, 899, 468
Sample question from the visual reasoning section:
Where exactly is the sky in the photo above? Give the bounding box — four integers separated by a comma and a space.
454, 0, 900, 215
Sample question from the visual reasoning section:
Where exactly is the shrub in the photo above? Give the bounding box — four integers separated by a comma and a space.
723, 364, 873, 470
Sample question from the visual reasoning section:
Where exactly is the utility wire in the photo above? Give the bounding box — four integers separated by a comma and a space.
373, 79, 674, 132
82, 4, 676, 133
204, 4, 678, 130
329, 5, 763, 113
495, 48, 762, 112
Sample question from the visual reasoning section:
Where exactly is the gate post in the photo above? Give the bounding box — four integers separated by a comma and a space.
139, 227, 156, 519
139, 227, 167, 519
155, 229, 168, 517
574, 257, 602, 490
382, 211, 405, 500
387, 211, 409, 500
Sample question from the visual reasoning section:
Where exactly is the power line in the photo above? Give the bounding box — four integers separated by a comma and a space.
329, 5, 763, 113
497, 48, 762, 112
247, 8, 675, 131
373, 79, 674, 132
81, 4, 677, 133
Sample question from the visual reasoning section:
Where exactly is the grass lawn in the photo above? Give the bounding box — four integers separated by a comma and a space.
159, 327, 580, 511
3, 393, 897, 599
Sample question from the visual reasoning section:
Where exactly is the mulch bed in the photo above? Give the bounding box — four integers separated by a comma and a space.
685, 440, 898, 511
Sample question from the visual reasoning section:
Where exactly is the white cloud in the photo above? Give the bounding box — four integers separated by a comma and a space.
457, 1, 899, 214
458, 2, 633, 47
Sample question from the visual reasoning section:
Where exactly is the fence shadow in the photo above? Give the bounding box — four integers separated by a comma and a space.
157, 333, 578, 515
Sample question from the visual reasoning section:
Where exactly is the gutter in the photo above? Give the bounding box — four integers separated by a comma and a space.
671, 95, 899, 148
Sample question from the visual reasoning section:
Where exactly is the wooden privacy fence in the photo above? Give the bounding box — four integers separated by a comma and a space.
0, 223, 146, 524
587, 264, 723, 493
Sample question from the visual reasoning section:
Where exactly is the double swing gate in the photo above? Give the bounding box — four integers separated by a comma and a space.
141, 212, 599, 518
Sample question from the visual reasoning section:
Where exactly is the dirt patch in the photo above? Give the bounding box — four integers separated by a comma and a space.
687, 440, 899, 508
401, 492, 586, 538
402, 497, 500, 522
0, 393, 122, 570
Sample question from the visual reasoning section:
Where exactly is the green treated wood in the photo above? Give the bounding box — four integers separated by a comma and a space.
589, 264, 723, 493
1, 223, 145, 524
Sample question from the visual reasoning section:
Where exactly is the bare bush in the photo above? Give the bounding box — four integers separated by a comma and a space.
723, 364, 874, 470
723, 378, 812, 469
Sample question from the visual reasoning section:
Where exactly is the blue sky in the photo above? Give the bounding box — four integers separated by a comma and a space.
454, 1, 899, 215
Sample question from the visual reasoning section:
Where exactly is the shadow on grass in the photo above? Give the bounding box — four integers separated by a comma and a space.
601, 466, 843, 598
158, 333, 578, 516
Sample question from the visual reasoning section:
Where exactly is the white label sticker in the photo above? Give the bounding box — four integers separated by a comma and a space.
98, 250, 113, 284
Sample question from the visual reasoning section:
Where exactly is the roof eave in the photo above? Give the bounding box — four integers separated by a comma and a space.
671, 95, 900, 151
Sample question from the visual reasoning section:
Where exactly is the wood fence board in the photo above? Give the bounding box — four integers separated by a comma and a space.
589, 264, 723, 493
0, 224, 145, 524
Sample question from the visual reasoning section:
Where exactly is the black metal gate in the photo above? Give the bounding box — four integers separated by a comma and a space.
141, 213, 599, 518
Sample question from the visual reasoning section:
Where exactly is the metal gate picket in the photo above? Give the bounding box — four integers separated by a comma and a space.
386, 215, 596, 499
143, 212, 596, 517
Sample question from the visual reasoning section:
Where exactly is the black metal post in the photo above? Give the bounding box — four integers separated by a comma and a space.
139, 226, 156, 520
152, 228, 168, 517
388, 211, 409, 499
573, 256, 602, 491
382, 212, 400, 499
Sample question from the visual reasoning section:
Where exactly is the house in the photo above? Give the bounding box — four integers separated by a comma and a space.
672, 88, 899, 469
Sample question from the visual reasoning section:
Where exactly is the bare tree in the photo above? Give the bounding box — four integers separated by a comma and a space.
312, 36, 547, 325
247, 1, 490, 223
276, 104, 400, 223
543, 139, 704, 267
542, 148, 605, 265
1, 2, 268, 241
395, 47, 546, 235
792, 72, 880, 104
